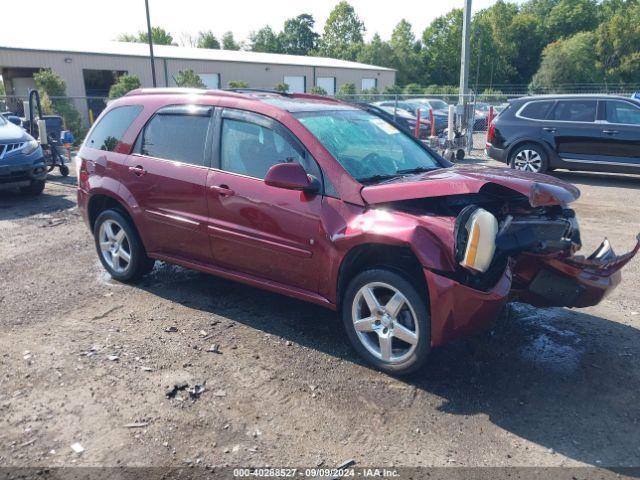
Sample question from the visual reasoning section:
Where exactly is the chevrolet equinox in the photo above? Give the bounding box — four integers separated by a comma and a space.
77, 88, 639, 375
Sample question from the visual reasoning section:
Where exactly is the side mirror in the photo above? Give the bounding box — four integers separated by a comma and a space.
264, 162, 319, 193
7, 116, 21, 126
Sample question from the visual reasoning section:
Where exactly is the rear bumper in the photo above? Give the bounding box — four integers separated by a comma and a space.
486, 143, 508, 163
425, 265, 512, 347
0, 157, 47, 190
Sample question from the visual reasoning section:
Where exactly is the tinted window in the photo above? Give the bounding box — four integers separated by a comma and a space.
141, 108, 211, 165
519, 101, 553, 120
221, 119, 317, 179
606, 101, 640, 125
86, 105, 142, 151
551, 100, 596, 122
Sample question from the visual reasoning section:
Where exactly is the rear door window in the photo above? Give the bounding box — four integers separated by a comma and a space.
519, 101, 553, 120
605, 101, 640, 125
86, 105, 142, 151
140, 105, 212, 166
550, 100, 597, 122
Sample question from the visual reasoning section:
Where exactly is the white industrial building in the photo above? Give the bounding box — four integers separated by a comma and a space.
0, 40, 395, 125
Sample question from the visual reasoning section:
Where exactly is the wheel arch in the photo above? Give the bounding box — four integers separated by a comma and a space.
87, 192, 136, 232
506, 137, 555, 165
336, 243, 429, 312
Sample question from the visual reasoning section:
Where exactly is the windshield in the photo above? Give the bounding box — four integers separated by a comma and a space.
295, 109, 440, 183
424, 99, 448, 110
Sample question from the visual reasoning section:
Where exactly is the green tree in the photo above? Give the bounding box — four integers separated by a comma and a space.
421, 9, 463, 85
337, 83, 356, 96
108, 75, 141, 99
530, 31, 602, 91
222, 32, 240, 50
196, 30, 220, 49
383, 85, 403, 94
403, 83, 423, 94
118, 27, 176, 45
546, 0, 598, 39
274, 82, 289, 93
174, 70, 206, 88
33, 69, 83, 139
356, 34, 396, 69
389, 20, 423, 86
318, 1, 365, 60
280, 14, 320, 55
250, 26, 282, 53
309, 86, 328, 95
228, 80, 249, 88
595, 2, 640, 84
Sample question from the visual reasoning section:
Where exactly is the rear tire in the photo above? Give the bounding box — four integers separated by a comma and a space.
342, 269, 430, 376
509, 143, 549, 173
60, 165, 70, 177
20, 180, 45, 196
93, 209, 155, 283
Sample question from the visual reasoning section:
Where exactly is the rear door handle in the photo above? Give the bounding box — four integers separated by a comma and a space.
129, 165, 146, 176
543, 127, 556, 133
602, 129, 619, 135
210, 184, 235, 197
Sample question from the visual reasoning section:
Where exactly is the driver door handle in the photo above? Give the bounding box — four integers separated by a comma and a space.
602, 129, 619, 135
543, 127, 556, 133
129, 165, 146, 176
210, 184, 235, 197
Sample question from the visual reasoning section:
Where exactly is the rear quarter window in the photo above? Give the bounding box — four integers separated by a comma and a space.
518, 101, 554, 120
86, 105, 142, 151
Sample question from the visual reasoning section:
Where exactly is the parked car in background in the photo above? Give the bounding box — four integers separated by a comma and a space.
365, 104, 431, 139
487, 95, 640, 174
374, 99, 449, 132
0, 113, 46, 195
77, 88, 638, 375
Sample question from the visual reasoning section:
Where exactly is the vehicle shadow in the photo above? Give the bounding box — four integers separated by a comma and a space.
552, 170, 640, 190
0, 189, 75, 220
138, 263, 640, 470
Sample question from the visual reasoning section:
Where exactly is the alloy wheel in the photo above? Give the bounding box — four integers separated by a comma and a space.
98, 219, 132, 274
351, 282, 419, 364
513, 149, 543, 172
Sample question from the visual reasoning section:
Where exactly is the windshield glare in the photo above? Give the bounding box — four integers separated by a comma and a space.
296, 109, 440, 183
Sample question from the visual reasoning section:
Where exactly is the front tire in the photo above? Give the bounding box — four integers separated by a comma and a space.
20, 180, 45, 196
342, 269, 431, 376
93, 209, 155, 283
509, 143, 548, 173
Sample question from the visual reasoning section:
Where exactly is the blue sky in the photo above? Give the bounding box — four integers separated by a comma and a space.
0, 0, 520, 46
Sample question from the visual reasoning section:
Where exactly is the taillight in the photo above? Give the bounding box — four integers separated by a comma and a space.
77, 156, 89, 185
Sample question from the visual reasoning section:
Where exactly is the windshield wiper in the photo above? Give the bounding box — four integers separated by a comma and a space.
395, 166, 438, 175
357, 174, 399, 184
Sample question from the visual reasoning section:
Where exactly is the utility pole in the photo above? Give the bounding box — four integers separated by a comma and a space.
459, 0, 472, 152
144, 0, 157, 87
459, 0, 472, 105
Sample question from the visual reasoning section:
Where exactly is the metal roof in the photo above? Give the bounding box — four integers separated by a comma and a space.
0, 39, 394, 72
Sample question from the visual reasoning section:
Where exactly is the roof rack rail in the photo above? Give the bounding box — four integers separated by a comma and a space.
224, 88, 290, 96
125, 87, 249, 98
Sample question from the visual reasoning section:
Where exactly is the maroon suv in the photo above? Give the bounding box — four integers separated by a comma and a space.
77, 88, 638, 375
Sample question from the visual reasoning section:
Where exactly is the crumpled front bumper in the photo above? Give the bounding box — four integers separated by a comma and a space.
0, 157, 47, 189
425, 265, 512, 347
512, 234, 640, 308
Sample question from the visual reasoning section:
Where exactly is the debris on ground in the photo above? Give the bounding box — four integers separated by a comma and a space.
164, 326, 178, 333
207, 344, 221, 354
123, 422, 149, 429
140, 366, 154, 372
107, 355, 119, 362
336, 459, 356, 469
165, 382, 189, 399
188, 382, 206, 401
70, 443, 85, 454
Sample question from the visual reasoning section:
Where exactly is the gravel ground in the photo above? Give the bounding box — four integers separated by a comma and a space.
0, 160, 639, 471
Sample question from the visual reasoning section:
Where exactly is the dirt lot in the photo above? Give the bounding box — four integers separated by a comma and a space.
1, 160, 639, 471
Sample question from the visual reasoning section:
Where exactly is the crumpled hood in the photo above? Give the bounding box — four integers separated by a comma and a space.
360, 165, 580, 207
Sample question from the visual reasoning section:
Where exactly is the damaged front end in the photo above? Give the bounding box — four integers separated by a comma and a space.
391, 180, 639, 309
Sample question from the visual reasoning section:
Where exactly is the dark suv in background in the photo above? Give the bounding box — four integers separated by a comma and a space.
486, 95, 640, 174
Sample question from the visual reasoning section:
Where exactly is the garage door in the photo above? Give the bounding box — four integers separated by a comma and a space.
284, 76, 306, 93
316, 77, 336, 96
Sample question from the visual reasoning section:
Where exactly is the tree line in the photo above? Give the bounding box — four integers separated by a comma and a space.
115, 0, 639, 94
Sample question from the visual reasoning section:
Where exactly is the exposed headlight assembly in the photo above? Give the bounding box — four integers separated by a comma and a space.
455, 206, 498, 273
22, 139, 40, 155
